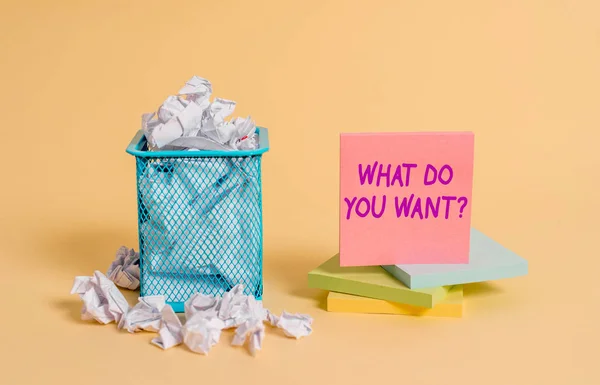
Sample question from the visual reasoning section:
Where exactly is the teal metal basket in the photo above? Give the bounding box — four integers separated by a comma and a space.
126, 128, 269, 313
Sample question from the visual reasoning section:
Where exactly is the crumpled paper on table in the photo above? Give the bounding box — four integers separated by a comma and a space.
71, 277, 312, 356
183, 314, 226, 354
70, 271, 130, 324
142, 76, 258, 152
273, 311, 313, 339
118, 296, 165, 333
151, 305, 184, 350
107, 246, 140, 290
182, 284, 313, 356
118, 295, 184, 350
231, 318, 265, 356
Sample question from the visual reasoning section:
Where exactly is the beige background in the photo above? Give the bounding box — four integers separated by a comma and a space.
1, 1, 599, 384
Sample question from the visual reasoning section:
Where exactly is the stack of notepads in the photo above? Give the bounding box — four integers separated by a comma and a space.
308, 228, 528, 318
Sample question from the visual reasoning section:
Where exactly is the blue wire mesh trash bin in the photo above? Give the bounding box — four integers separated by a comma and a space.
126, 128, 270, 313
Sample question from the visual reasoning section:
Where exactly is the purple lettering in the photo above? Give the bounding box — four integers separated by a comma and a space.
372, 195, 386, 218
410, 197, 424, 219
358, 162, 378, 185
457, 197, 468, 218
441, 196, 457, 219
344, 197, 357, 220
394, 194, 414, 218
356, 197, 370, 218
376, 163, 392, 187
425, 196, 441, 218
390, 165, 404, 187
438, 165, 454, 185
402, 163, 417, 186
424, 164, 437, 186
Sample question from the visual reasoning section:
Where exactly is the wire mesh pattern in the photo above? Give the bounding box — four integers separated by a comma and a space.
134, 153, 264, 309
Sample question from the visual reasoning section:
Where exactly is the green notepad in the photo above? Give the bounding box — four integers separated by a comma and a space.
308, 254, 451, 308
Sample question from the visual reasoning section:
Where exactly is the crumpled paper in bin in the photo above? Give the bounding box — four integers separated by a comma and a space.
137, 156, 261, 294
142, 76, 258, 151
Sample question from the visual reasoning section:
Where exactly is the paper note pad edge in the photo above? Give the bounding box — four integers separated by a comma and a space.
308, 272, 448, 308
327, 286, 463, 317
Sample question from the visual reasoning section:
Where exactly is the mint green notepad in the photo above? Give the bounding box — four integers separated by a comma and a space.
382, 228, 528, 289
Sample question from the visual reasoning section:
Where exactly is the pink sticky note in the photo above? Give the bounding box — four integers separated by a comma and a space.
339, 132, 474, 267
